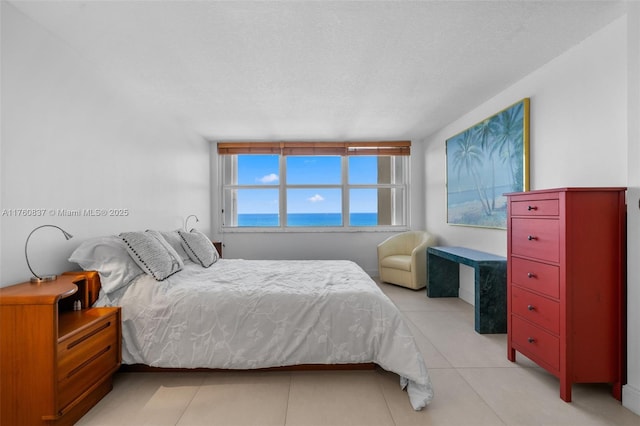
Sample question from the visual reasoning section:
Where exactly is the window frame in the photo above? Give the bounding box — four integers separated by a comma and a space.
218, 142, 411, 232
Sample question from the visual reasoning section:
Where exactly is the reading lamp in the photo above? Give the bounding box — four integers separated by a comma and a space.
184, 214, 199, 231
25, 224, 73, 283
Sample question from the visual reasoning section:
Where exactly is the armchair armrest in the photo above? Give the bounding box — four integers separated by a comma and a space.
378, 231, 437, 289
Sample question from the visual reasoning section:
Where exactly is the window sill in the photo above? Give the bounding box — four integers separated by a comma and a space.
220, 226, 410, 234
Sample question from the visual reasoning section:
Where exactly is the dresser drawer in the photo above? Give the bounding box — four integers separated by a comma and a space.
57, 312, 119, 410
511, 286, 560, 334
511, 316, 560, 371
511, 257, 559, 298
511, 218, 560, 263
511, 199, 559, 216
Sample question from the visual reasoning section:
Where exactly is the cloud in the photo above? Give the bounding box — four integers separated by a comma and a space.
258, 173, 279, 183
308, 194, 324, 202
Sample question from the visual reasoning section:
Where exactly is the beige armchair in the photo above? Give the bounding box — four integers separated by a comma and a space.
377, 231, 437, 290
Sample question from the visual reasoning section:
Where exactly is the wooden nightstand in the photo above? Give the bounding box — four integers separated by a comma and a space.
213, 241, 223, 258
0, 273, 121, 425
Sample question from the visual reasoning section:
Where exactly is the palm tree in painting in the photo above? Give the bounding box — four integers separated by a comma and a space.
475, 118, 499, 210
450, 129, 491, 216
492, 102, 524, 191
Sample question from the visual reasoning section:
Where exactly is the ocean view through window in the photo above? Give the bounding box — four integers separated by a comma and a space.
237, 213, 378, 227
218, 142, 410, 230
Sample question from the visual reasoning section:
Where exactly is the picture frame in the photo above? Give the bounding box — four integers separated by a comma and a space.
446, 98, 530, 229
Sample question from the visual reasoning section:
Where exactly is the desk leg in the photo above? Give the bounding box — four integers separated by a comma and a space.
427, 254, 460, 297
474, 263, 507, 334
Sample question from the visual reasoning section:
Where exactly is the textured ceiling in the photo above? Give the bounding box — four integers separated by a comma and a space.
8, 0, 628, 141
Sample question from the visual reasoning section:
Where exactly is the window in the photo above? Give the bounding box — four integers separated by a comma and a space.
219, 142, 410, 230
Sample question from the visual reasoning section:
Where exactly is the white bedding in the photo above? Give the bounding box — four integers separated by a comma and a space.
97, 259, 433, 410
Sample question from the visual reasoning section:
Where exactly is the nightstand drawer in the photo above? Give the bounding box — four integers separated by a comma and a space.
511, 218, 560, 263
511, 256, 559, 298
57, 312, 119, 410
511, 199, 559, 216
57, 340, 118, 411
511, 316, 559, 371
58, 312, 118, 375
511, 286, 559, 334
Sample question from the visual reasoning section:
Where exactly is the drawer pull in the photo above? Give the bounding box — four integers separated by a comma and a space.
66, 321, 111, 350
527, 272, 536, 278
527, 337, 536, 344
527, 205, 537, 211
65, 345, 112, 379
527, 305, 535, 311
527, 235, 537, 241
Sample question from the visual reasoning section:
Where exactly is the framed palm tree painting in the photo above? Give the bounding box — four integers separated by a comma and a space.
446, 98, 530, 229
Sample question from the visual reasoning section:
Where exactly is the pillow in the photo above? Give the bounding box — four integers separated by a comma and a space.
120, 230, 184, 281
179, 229, 219, 268
68, 236, 144, 295
159, 230, 190, 261
146, 229, 186, 263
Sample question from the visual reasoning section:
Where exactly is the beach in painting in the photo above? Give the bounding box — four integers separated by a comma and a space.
447, 193, 508, 229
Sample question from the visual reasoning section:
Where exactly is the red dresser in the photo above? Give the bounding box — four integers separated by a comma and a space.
506, 187, 626, 402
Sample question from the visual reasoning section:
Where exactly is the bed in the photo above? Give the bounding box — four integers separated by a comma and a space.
69, 229, 434, 410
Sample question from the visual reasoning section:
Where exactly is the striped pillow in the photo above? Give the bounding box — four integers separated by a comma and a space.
179, 229, 219, 268
120, 230, 183, 281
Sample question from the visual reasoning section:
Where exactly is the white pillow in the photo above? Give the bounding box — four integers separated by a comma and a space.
68, 236, 144, 295
120, 231, 184, 281
159, 230, 190, 261
179, 229, 219, 268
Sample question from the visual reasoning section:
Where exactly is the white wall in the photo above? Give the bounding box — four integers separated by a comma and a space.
424, 15, 639, 415
210, 140, 427, 276
0, 4, 211, 286
424, 16, 627, 254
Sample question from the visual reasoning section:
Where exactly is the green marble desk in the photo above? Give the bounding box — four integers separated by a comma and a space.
427, 246, 507, 334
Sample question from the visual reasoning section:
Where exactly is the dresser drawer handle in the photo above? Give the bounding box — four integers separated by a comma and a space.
527, 305, 535, 311
527, 272, 536, 279
527, 205, 537, 211
527, 337, 536, 344
527, 235, 537, 241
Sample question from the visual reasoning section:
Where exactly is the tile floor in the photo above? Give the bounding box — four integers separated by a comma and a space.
78, 281, 640, 425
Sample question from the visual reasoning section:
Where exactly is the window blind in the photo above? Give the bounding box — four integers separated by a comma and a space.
217, 141, 410, 156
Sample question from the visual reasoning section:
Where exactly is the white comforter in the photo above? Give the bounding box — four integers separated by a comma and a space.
98, 259, 433, 410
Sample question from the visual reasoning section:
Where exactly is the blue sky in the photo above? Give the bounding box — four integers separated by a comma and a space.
237, 155, 377, 214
